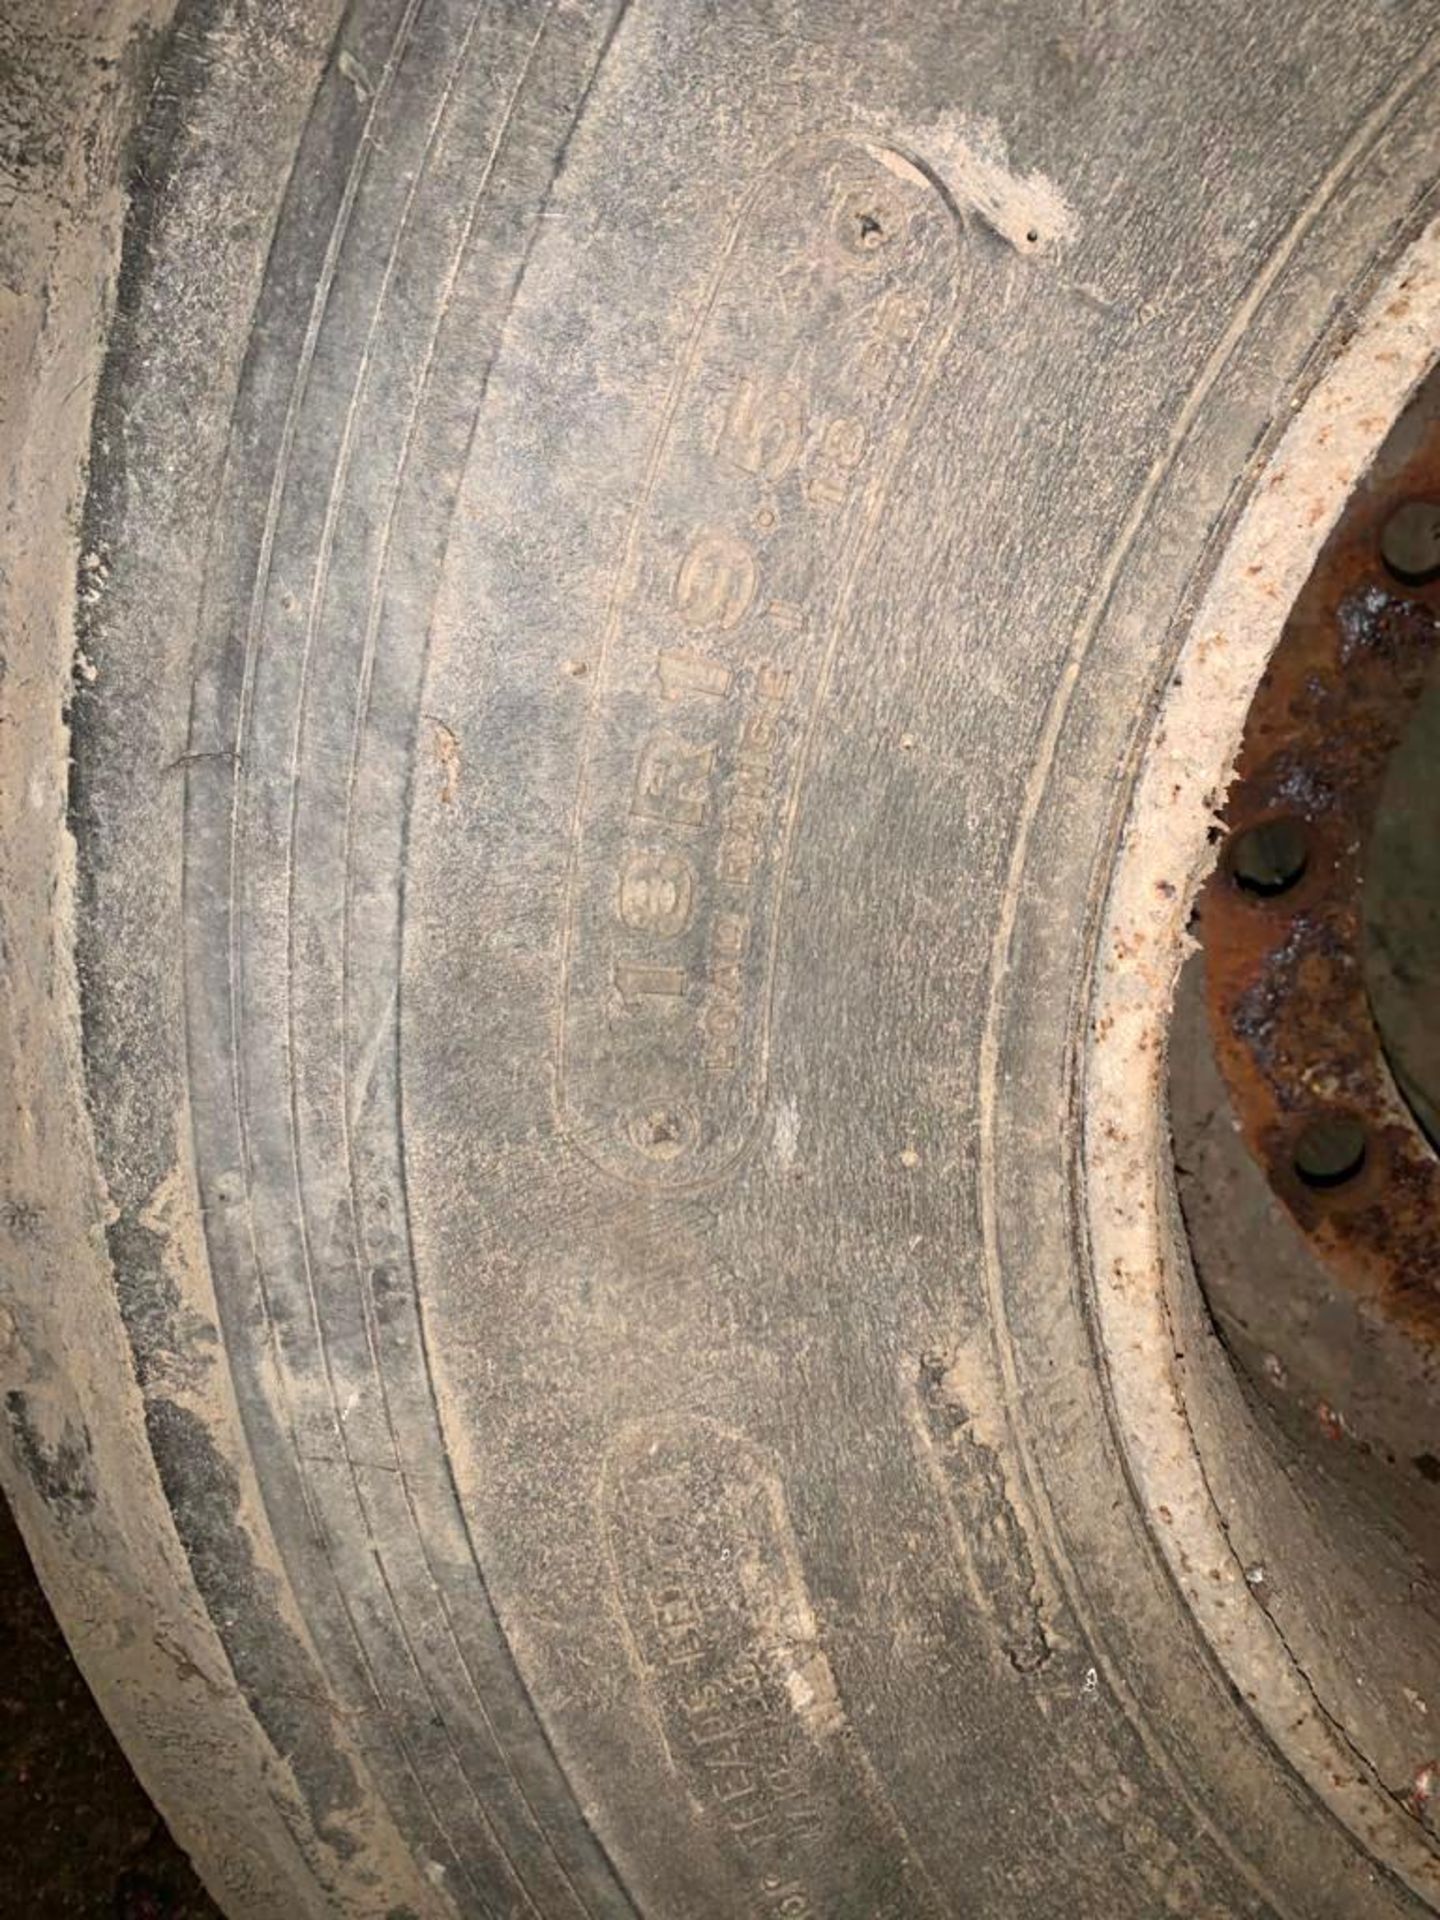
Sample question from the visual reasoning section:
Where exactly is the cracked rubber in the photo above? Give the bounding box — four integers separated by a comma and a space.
3, 2, 1440, 1916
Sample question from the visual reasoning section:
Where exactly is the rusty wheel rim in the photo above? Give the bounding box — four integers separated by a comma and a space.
1200, 429, 1440, 1343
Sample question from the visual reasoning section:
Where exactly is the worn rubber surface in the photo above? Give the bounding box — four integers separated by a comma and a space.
4, 2, 1440, 1915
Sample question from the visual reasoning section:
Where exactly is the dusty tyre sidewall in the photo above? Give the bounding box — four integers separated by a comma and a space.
7, 2, 1440, 1917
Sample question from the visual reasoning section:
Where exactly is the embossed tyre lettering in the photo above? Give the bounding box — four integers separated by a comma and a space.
5, 3, 1440, 1916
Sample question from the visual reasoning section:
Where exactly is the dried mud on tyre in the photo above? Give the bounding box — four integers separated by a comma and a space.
4, 2, 1440, 1918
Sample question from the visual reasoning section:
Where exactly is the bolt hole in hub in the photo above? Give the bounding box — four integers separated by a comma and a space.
1380, 497, 1440, 586
1226, 816, 1310, 897
1167, 352, 1440, 1862
1291, 1113, 1368, 1190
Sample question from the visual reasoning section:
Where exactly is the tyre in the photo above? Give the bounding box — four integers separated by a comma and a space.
3, 2, 1440, 1914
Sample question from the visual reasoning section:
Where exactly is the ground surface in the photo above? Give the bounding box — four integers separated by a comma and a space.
0, 1495, 218, 1920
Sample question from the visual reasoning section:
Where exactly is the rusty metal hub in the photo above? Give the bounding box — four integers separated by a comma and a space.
1199, 406, 1440, 1344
